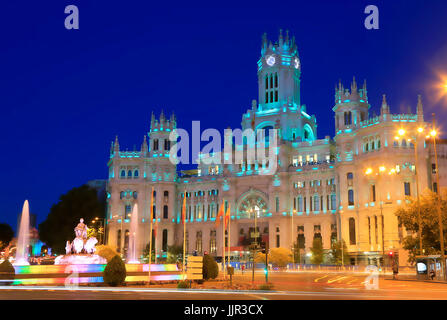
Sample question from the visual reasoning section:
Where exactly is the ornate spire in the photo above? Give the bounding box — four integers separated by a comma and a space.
381, 94, 390, 114
114, 135, 120, 152
417, 94, 424, 121
141, 135, 148, 154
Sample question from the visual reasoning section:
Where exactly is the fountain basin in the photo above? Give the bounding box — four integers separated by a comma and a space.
54, 254, 107, 265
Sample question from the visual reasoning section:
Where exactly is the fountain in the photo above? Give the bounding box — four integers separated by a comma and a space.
54, 218, 106, 265
127, 204, 140, 263
14, 200, 30, 265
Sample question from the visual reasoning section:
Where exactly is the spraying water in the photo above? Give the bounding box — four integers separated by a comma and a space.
15, 200, 30, 265
127, 203, 140, 263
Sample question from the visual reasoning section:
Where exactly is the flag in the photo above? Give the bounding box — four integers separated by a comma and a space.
150, 187, 156, 236
251, 110, 256, 130
224, 203, 231, 229
181, 191, 186, 224
215, 199, 225, 228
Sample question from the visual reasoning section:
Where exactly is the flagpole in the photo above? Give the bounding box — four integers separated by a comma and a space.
148, 187, 154, 286
223, 214, 226, 280
182, 190, 186, 281
227, 205, 231, 273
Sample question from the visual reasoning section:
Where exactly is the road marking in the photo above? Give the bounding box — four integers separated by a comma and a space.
314, 275, 329, 282
327, 276, 348, 284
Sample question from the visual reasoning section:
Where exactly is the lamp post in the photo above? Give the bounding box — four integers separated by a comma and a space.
291, 208, 296, 270
397, 126, 425, 255
250, 205, 258, 283
430, 113, 445, 280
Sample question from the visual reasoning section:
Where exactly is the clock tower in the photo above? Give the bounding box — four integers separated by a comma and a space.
258, 30, 301, 111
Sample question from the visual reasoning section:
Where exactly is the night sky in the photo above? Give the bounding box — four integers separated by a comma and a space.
1, 0, 447, 232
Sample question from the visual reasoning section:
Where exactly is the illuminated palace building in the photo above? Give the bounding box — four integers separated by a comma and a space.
105, 31, 447, 266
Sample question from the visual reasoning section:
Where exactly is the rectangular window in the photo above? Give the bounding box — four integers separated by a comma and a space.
404, 182, 411, 196
162, 229, 168, 252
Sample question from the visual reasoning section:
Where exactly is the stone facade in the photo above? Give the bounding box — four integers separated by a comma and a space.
105, 31, 447, 266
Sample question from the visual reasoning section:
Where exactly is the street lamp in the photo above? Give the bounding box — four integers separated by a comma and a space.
428, 113, 445, 280
291, 208, 296, 269
397, 126, 425, 256
365, 166, 396, 267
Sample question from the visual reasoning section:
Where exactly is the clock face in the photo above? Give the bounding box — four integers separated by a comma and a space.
266, 55, 275, 66
294, 57, 300, 69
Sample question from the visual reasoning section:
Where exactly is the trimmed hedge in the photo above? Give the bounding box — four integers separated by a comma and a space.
103, 255, 126, 286
202, 254, 218, 280
0, 259, 15, 285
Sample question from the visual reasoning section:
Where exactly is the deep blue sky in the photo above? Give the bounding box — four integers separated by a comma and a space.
1, 0, 447, 232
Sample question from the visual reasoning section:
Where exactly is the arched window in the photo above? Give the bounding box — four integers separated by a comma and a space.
124, 205, 132, 219
164, 191, 169, 203
348, 189, 354, 206
349, 218, 356, 245
163, 205, 168, 219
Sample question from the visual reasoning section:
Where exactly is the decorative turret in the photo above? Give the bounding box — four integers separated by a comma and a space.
333, 77, 370, 132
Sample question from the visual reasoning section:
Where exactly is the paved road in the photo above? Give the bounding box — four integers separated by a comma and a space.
1, 272, 446, 300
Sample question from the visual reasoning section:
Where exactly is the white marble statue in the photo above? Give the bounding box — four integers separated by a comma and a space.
65, 241, 72, 255
84, 237, 98, 254
72, 237, 84, 254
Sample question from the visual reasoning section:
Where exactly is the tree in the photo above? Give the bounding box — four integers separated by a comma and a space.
254, 248, 292, 268
292, 241, 302, 264
202, 254, 218, 280
0, 259, 15, 285
269, 248, 293, 268
39, 185, 105, 254
310, 238, 324, 265
395, 190, 447, 263
103, 255, 126, 286
166, 245, 183, 263
329, 240, 350, 265
96, 245, 118, 263
0, 223, 14, 251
